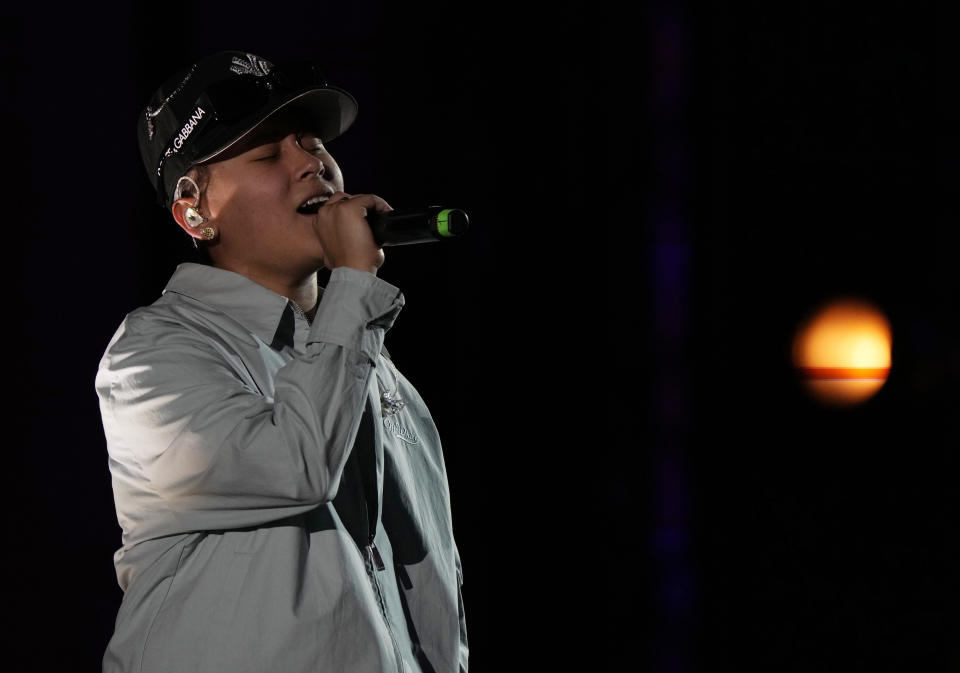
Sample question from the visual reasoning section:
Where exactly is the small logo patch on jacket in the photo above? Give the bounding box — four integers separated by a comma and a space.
383, 416, 419, 444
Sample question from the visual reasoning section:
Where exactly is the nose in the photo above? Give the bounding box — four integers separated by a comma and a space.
304, 158, 325, 178
291, 133, 324, 178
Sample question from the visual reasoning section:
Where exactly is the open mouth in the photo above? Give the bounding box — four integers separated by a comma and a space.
296, 195, 330, 215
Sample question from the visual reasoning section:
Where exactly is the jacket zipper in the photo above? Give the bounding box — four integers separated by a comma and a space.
345, 379, 406, 672
361, 537, 407, 673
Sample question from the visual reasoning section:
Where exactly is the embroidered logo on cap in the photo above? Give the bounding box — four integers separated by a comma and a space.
156, 104, 209, 176
229, 53, 273, 77
144, 63, 198, 140
173, 106, 206, 150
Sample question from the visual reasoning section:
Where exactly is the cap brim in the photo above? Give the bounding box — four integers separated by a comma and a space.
192, 85, 358, 164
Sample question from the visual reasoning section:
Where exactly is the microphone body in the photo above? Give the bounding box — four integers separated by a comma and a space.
366, 206, 469, 247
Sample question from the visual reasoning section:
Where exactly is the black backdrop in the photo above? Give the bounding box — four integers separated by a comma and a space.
3, 1, 956, 671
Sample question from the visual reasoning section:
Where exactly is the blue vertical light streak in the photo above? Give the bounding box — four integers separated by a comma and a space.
649, 3, 697, 672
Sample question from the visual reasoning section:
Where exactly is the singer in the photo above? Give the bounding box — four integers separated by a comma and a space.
95, 50, 468, 673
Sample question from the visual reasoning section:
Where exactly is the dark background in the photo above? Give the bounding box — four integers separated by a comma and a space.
3, 1, 956, 671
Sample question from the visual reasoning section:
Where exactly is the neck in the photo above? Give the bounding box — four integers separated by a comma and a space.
287, 278, 319, 322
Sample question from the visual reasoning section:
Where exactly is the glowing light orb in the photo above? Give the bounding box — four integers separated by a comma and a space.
792, 298, 892, 406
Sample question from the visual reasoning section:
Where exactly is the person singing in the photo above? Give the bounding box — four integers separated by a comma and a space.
96, 50, 468, 673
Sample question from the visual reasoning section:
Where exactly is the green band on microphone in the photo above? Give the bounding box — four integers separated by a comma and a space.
436, 209, 455, 237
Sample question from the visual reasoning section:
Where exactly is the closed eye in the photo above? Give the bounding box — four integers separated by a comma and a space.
296, 132, 325, 156
251, 140, 281, 161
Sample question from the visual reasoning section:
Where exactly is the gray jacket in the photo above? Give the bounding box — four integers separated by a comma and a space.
96, 263, 468, 673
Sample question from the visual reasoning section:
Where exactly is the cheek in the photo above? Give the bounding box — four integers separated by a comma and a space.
325, 161, 345, 190
214, 175, 288, 226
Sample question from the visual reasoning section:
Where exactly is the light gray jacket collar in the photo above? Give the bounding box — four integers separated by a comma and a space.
162, 263, 321, 346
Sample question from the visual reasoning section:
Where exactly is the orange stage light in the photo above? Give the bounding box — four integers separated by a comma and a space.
792, 298, 892, 406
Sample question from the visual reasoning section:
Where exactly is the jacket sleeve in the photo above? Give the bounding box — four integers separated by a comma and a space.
96, 267, 403, 541
456, 540, 469, 673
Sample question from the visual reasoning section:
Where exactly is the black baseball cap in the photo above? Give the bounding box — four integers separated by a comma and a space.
137, 50, 358, 210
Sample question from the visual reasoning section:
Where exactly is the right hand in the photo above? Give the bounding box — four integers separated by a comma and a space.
312, 191, 391, 274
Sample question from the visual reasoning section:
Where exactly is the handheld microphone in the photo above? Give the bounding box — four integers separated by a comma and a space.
366, 206, 470, 247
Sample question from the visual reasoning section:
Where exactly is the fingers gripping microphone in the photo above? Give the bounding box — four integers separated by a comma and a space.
365, 206, 469, 247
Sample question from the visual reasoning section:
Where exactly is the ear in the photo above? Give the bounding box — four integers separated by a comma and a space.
171, 197, 209, 241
